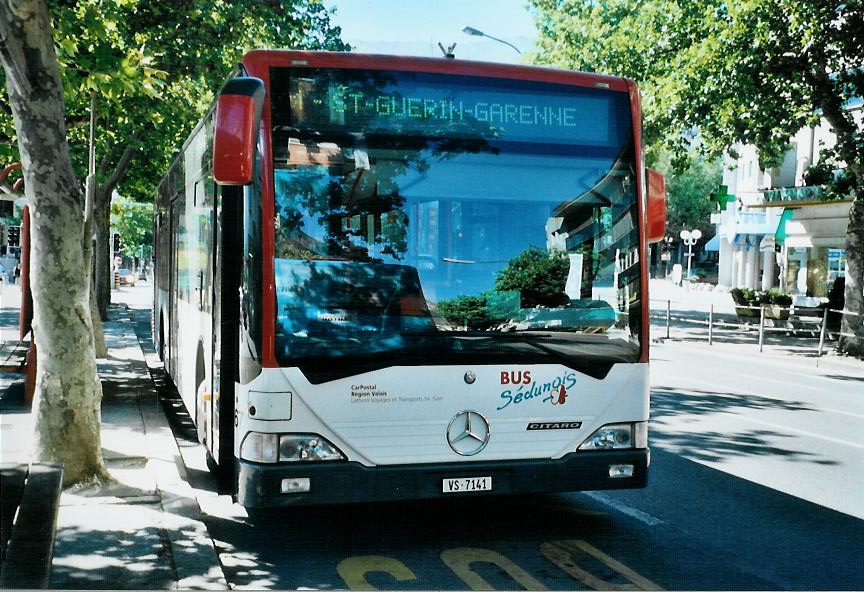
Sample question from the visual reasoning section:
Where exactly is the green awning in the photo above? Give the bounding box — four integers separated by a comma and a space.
774, 208, 794, 246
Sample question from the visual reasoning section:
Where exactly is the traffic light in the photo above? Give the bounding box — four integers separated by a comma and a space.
8, 225, 20, 247
113, 232, 122, 253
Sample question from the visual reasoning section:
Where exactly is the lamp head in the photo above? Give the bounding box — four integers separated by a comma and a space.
463, 26, 484, 36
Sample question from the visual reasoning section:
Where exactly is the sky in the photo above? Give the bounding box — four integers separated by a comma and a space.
326, 0, 538, 64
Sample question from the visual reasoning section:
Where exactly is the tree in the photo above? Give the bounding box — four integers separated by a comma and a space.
529, 0, 864, 356
657, 154, 722, 241
0, 0, 348, 485
2, 0, 350, 320
110, 196, 152, 260
1, 0, 108, 484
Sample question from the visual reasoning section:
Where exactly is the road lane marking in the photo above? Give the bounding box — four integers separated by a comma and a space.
440, 547, 547, 590
540, 540, 662, 590
582, 492, 664, 526
337, 555, 416, 590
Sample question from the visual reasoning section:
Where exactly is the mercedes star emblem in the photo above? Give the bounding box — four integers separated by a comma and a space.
446, 410, 490, 456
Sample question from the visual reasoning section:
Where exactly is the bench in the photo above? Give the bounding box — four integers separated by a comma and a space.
0, 462, 63, 589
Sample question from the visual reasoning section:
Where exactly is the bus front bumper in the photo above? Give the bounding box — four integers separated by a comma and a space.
236, 449, 649, 508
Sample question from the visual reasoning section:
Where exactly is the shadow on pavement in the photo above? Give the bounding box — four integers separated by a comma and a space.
650, 386, 838, 466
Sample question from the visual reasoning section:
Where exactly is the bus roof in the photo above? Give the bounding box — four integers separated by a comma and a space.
241, 50, 633, 94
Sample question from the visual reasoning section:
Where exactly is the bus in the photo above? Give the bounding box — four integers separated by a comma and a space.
153, 50, 666, 509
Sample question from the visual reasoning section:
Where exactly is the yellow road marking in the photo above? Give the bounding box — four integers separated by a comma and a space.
540, 540, 662, 590
441, 547, 547, 590
336, 555, 417, 590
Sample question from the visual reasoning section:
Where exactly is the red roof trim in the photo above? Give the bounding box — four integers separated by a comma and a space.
242, 50, 630, 92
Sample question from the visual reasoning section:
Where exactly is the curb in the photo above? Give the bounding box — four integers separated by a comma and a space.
116, 312, 228, 590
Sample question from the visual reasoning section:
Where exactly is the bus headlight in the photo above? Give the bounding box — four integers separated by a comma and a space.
240, 432, 279, 463
279, 434, 344, 462
578, 422, 647, 450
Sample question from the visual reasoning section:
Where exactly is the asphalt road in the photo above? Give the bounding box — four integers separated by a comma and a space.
121, 285, 864, 590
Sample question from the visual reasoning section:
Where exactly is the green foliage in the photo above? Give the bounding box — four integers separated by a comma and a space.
436, 247, 573, 327
730, 287, 754, 306
804, 154, 856, 201
731, 287, 791, 307
767, 290, 793, 306
494, 247, 570, 307
527, 0, 864, 184
110, 196, 153, 257
436, 294, 489, 329
655, 153, 721, 240
803, 161, 834, 186
1, 0, 349, 202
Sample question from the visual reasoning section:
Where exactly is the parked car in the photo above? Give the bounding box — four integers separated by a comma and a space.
117, 268, 136, 286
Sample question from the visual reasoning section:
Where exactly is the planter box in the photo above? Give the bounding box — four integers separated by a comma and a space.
764, 305, 790, 320
735, 305, 790, 320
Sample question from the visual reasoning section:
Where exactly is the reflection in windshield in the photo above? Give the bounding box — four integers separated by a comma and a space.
269, 70, 640, 377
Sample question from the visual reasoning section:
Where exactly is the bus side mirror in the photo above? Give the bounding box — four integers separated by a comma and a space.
646, 168, 666, 243
213, 77, 265, 186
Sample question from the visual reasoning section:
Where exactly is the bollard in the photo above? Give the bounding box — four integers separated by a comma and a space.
817, 307, 829, 357
708, 304, 714, 346
666, 300, 671, 340
758, 305, 765, 352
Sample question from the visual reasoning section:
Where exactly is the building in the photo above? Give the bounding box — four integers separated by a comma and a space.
711, 101, 861, 301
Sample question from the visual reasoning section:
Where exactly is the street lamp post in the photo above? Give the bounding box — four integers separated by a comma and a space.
662, 236, 674, 278
462, 26, 521, 55
679, 229, 702, 281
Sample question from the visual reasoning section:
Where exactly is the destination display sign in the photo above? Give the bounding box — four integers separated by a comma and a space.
272, 67, 631, 146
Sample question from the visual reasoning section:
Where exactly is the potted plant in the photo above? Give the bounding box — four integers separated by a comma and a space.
764, 289, 792, 320
731, 288, 757, 317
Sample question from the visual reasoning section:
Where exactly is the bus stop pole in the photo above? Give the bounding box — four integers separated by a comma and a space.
758, 305, 766, 352
817, 307, 829, 357
708, 304, 714, 346
666, 300, 671, 340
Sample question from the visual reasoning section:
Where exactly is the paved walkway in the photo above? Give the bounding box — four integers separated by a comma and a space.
0, 286, 226, 589
648, 279, 864, 373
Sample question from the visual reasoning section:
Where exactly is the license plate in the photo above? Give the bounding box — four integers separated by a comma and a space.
442, 476, 492, 493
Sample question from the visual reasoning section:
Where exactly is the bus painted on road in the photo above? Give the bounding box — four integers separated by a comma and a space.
153, 50, 666, 508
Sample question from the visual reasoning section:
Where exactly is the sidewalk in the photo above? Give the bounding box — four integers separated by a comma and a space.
648, 278, 864, 374
0, 291, 226, 589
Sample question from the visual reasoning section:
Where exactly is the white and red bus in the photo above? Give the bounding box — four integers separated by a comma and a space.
153, 50, 666, 508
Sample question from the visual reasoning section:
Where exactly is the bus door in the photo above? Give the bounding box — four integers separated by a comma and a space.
207, 184, 240, 481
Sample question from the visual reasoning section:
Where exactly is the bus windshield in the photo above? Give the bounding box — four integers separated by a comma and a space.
269, 67, 640, 381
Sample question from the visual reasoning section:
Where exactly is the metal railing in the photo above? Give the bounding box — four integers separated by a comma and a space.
650, 299, 861, 358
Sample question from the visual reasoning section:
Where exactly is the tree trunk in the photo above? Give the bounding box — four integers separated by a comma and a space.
839, 191, 864, 357
84, 179, 107, 357
94, 187, 111, 320
1, 0, 108, 484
